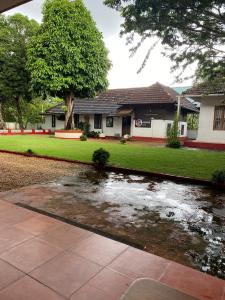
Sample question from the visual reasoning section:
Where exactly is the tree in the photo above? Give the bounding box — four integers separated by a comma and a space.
0, 14, 39, 129
27, 0, 111, 130
104, 0, 225, 81
3, 97, 62, 129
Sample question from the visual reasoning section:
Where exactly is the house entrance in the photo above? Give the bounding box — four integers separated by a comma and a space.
122, 116, 131, 136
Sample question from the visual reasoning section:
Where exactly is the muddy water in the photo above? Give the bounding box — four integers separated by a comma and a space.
33, 170, 225, 279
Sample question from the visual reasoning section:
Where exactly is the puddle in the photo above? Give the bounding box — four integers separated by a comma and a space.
10, 169, 225, 279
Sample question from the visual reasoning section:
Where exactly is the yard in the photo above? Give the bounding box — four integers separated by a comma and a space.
0, 135, 224, 180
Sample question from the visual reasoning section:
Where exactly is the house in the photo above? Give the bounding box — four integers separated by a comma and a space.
183, 84, 225, 149
0, 0, 32, 13
43, 82, 198, 140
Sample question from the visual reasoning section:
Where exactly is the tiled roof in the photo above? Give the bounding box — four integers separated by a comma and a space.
183, 82, 225, 96
97, 82, 177, 104
45, 82, 198, 115
45, 99, 122, 115
96, 83, 198, 112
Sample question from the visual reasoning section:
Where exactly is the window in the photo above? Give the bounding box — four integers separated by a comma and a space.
74, 114, 79, 128
214, 106, 225, 130
94, 114, 102, 129
106, 116, 113, 127
181, 124, 185, 136
167, 123, 172, 133
57, 115, 65, 121
52, 115, 56, 128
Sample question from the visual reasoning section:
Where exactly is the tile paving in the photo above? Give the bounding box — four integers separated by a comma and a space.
0, 199, 223, 300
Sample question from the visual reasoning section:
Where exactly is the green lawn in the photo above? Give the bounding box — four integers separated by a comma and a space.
0, 135, 224, 180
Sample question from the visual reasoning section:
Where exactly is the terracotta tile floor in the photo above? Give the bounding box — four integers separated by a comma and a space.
0, 199, 223, 300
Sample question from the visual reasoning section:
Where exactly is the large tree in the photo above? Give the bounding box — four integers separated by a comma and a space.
0, 14, 39, 128
104, 0, 225, 81
27, 0, 111, 130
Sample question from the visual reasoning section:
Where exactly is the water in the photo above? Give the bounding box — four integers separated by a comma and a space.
38, 170, 225, 279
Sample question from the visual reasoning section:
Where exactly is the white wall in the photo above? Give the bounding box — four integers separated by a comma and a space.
43, 115, 64, 130
43, 114, 187, 139
5, 122, 19, 130
4, 122, 43, 130
197, 96, 225, 143
103, 116, 122, 137
132, 119, 187, 138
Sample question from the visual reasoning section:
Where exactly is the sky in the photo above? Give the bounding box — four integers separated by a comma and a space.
4, 0, 195, 89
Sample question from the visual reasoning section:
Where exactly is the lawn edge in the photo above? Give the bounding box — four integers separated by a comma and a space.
0, 149, 212, 186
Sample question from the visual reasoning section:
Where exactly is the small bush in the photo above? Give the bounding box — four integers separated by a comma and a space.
92, 148, 110, 168
26, 149, 34, 155
80, 134, 87, 141
211, 170, 225, 185
120, 138, 126, 144
78, 121, 90, 135
87, 131, 100, 138
167, 140, 181, 148
167, 116, 181, 148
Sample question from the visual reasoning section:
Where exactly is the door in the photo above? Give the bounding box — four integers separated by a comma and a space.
122, 116, 131, 136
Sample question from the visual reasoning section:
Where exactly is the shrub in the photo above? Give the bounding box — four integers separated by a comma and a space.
120, 138, 126, 144
26, 149, 34, 155
211, 170, 225, 185
167, 140, 181, 148
78, 121, 90, 135
92, 148, 110, 168
80, 134, 87, 141
87, 131, 100, 138
167, 116, 181, 148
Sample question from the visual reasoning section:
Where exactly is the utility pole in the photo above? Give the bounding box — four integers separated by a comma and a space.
177, 95, 181, 119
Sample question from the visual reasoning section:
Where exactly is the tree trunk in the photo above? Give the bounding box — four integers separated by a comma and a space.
15, 96, 24, 129
65, 91, 75, 130
0, 102, 5, 129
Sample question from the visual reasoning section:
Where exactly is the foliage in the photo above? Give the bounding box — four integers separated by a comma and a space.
92, 148, 110, 168
26, 149, 34, 155
211, 170, 225, 185
80, 134, 87, 141
167, 140, 181, 149
104, 0, 225, 81
120, 138, 126, 144
187, 114, 199, 130
87, 131, 100, 138
3, 97, 62, 128
78, 122, 90, 134
167, 116, 181, 148
0, 14, 39, 128
27, 0, 111, 129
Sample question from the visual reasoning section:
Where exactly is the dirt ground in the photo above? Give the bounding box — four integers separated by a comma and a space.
0, 153, 85, 192
92, 138, 166, 148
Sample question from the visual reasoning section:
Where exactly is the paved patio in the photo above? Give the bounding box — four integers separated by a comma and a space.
0, 199, 224, 300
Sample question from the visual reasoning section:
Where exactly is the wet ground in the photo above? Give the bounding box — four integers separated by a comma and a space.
1, 168, 225, 279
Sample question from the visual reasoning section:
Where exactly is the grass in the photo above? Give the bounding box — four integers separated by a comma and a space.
0, 135, 224, 180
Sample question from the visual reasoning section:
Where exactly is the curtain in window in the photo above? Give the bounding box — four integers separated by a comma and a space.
214, 106, 225, 130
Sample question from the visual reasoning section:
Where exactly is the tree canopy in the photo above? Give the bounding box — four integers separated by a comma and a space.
27, 0, 111, 129
104, 0, 225, 82
0, 13, 39, 128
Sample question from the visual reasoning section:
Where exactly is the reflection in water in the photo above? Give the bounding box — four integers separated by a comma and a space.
49, 170, 225, 279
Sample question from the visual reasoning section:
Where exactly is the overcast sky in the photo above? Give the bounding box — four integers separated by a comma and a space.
5, 0, 195, 89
